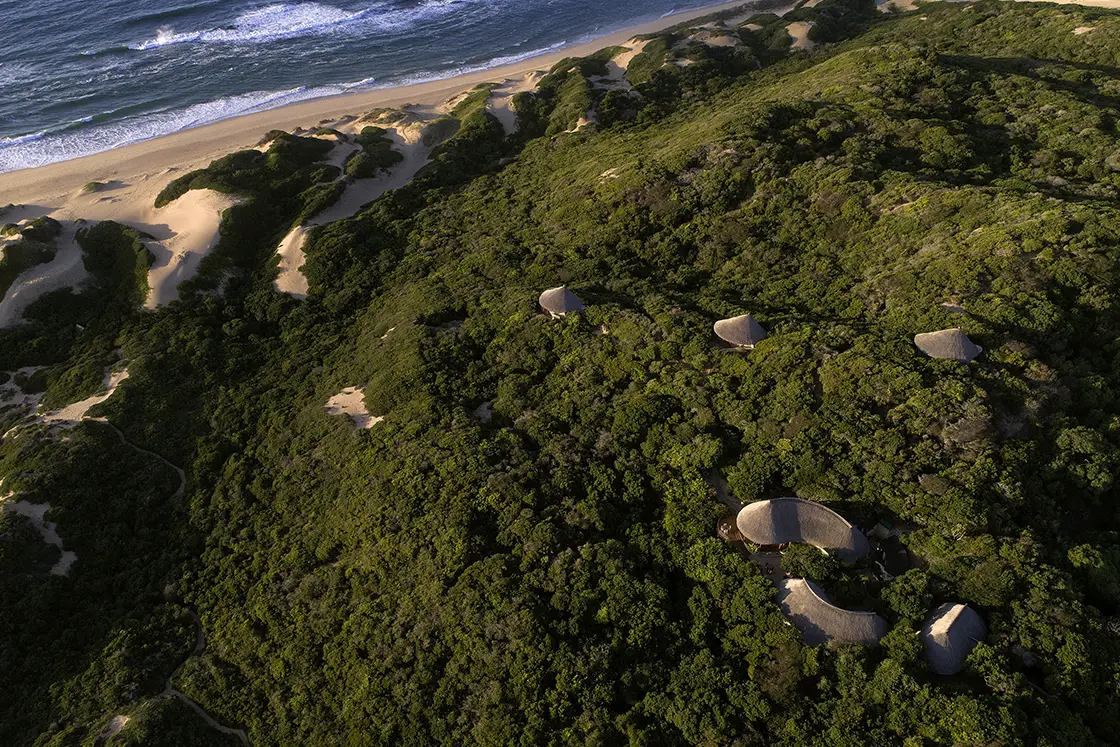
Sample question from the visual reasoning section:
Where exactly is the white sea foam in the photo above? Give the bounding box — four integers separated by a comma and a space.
0, 39, 565, 174
129, 1, 478, 51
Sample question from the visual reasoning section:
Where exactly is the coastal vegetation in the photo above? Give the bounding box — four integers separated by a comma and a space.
3, 1, 1120, 744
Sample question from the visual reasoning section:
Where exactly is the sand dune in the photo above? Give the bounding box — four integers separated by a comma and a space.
787, 21, 818, 50
0, 221, 88, 328
274, 125, 432, 298
0, 490, 77, 576
144, 190, 241, 308
488, 71, 545, 134
41, 367, 130, 428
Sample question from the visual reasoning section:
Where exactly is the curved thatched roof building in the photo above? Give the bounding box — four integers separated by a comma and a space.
921, 602, 987, 675
736, 497, 870, 563
714, 313, 767, 348
777, 579, 887, 646
539, 286, 586, 317
914, 328, 982, 363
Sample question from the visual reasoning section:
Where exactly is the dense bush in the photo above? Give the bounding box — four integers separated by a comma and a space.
5, 2, 1120, 745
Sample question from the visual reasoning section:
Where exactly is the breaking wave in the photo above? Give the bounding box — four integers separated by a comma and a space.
129, 1, 476, 51
0, 37, 565, 173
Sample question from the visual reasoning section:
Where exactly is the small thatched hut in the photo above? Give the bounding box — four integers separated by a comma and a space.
539, 286, 586, 318
736, 497, 870, 563
777, 579, 887, 646
921, 602, 987, 675
714, 313, 767, 348
914, 328, 982, 362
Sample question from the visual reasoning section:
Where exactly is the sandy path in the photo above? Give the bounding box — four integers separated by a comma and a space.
163, 609, 251, 746
40, 367, 130, 428
92, 418, 186, 501
274, 127, 431, 298
0, 222, 87, 328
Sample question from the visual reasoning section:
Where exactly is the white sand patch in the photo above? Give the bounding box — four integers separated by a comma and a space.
273, 126, 431, 298
380, 326, 396, 340
101, 716, 131, 740
0, 494, 77, 575
786, 21, 818, 50
144, 189, 241, 308
487, 71, 544, 134
599, 167, 622, 181
1073, 26, 1096, 35
274, 225, 313, 299
608, 38, 652, 82
0, 222, 87, 328
565, 111, 598, 134
0, 367, 45, 414
40, 367, 129, 428
325, 386, 383, 429
743, 23, 763, 31
439, 90, 471, 114
323, 140, 362, 171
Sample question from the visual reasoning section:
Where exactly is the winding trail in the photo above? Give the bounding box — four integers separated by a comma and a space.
89, 418, 245, 743
89, 417, 186, 500
163, 610, 251, 747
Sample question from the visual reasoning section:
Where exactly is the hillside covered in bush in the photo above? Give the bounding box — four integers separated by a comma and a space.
3, 1, 1120, 744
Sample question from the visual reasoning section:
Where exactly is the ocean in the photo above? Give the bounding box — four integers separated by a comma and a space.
0, 0, 718, 173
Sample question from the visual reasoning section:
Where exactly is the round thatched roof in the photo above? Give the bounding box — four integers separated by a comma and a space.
921, 602, 986, 675
914, 328, 982, 362
777, 578, 887, 646
539, 286, 586, 316
713, 313, 767, 347
736, 497, 870, 563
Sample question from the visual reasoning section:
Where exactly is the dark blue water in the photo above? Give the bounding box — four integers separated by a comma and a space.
0, 0, 715, 172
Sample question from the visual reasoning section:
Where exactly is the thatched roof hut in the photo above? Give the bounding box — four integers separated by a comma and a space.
714, 313, 767, 348
777, 578, 887, 646
539, 286, 586, 318
914, 328, 982, 362
736, 497, 870, 563
921, 602, 987, 675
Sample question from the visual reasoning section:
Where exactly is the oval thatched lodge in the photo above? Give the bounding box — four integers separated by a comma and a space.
539, 286, 586, 318
736, 497, 870, 564
914, 328, 982, 363
777, 578, 888, 646
714, 313, 767, 348
921, 602, 987, 675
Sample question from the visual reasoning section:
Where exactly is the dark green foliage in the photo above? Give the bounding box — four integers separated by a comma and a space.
103, 698, 242, 747
20, 216, 63, 242
7, 2, 1120, 745
0, 233, 56, 298
782, 543, 841, 582
626, 36, 673, 85
345, 126, 404, 178
77, 221, 154, 308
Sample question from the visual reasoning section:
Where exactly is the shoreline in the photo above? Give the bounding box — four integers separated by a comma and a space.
0, 0, 753, 200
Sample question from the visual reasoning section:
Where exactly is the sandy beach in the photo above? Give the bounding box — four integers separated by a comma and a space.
3, 0, 1115, 204
0, 0, 754, 204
